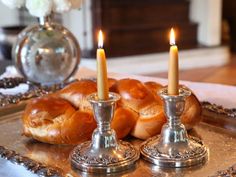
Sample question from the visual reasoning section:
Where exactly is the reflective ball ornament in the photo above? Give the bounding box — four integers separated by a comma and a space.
13, 17, 80, 85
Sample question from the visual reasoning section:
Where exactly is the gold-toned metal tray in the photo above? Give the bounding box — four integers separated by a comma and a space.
0, 110, 236, 177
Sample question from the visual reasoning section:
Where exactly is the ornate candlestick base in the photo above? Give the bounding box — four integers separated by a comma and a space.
140, 88, 208, 168
70, 93, 139, 173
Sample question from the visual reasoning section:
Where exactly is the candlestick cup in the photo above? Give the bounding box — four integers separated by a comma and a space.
140, 87, 208, 167
70, 92, 139, 173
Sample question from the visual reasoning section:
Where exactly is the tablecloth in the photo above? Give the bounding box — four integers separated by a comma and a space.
76, 67, 236, 109
0, 66, 236, 109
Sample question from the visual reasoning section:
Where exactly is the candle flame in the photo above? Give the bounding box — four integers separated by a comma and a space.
98, 30, 104, 48
170, 28, 176, 45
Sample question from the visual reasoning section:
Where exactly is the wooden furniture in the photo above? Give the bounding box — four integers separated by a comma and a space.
84, 0, 198, 58
223, 0, 236, 52
148, 56, 236, 86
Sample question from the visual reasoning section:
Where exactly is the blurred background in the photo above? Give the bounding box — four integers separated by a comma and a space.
0, 0, 235, 79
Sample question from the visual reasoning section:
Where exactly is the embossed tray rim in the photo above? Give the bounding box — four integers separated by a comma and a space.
1, 111, 236, 177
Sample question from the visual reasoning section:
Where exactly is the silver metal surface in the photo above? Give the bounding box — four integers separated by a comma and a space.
1, 111, 236, 176
0, 77, 73, 109
13, 16, 80, 85
0, 145, 62, 177
141, 88, 208, 168
70, 93, 139, 173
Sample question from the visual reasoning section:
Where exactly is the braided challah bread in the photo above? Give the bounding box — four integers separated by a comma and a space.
22, 78, 201, 144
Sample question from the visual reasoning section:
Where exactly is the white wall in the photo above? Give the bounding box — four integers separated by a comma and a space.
190, 0, 222, 46
0, 4, 19, 26
62, 0, 93, 51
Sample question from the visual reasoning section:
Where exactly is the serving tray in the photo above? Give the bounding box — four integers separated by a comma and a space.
0, 110, 236, 177
1, 77, 236, 176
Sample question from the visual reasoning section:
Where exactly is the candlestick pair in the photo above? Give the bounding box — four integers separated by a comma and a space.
70, 29, 208, 173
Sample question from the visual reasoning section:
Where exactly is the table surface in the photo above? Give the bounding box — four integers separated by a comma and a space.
146, 57, 236, 86
0, 59, 236, 176
1, 57, 236, 85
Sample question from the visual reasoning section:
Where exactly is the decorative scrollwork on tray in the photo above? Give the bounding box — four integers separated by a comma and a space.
142, 135, 206, 160
0, 77, 26, 89
0, 146, 63, 177
0, 77, 75, 107
71, 141, 137, 166
202, 101, 236, 118
210, 164, 236, 177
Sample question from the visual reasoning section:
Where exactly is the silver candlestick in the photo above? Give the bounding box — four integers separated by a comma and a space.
70, 93, 139, 173
140, 87, 208, 168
